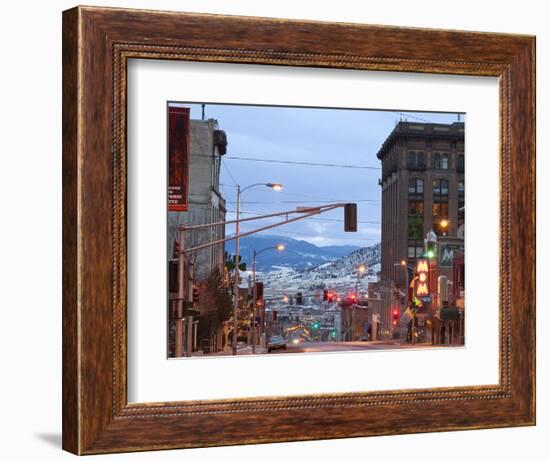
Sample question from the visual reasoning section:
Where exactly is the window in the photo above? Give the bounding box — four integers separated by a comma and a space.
408, 178, 424, 216
408, 246, 424, 259
432, 203, 449, 217
457, 154, 465, 172
433, 179, 449, 198
433, 153, 440, 169
458, 180, 465, 224
409, 201, 423, 215
408, 178, 424, 195
408, 215, 423, 240
433, 179, 449, 235
407, 151, 425, 170
458, 180, 465, 208
433, 153, 449, 169
441, 153, 449, 169
408, 151, 416, 167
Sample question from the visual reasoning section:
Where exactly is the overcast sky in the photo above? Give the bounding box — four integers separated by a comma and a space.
178, 103, 461, 248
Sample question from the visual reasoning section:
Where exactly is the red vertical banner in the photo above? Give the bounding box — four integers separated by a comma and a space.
168, 106, 190, 211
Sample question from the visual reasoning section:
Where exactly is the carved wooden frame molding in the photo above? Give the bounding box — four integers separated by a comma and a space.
62, 6, 535, 455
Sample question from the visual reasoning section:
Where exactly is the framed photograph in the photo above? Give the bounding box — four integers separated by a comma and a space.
62, 6, 535, 455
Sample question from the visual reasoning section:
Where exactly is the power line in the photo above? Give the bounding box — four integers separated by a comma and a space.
241, 228, 381, 242
393, 111, 461, 124
222, 162, 238, 186
226, 209, 380, 225
226, 199, 380, 204
223, 155, 381, 170
219, 184, 381, 203
394, 112, 437, 123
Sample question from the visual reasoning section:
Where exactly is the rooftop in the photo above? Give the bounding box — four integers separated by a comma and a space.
376, 121, 465, 160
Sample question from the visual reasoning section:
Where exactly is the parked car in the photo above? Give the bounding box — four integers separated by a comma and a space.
267, 335, 287, 353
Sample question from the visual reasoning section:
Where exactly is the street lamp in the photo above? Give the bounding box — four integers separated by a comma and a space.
232, 182, 283, 355
355, 264, 367, 295
437, 218, 449, 236
251, 244, 286, 352
266, 182, 283, 191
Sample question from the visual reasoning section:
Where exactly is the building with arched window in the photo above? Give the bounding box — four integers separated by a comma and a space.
375, 121, 465, 337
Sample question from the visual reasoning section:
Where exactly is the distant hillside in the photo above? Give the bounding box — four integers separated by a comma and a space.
262, 242, 382, 296
225, 234, 360, 271
303, 243, 382, 279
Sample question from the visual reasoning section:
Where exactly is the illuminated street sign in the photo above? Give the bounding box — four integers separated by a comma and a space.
415, 258, 430, 298
439, 244, 454, 267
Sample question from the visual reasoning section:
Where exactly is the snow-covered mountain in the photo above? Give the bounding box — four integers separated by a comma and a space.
258, 242, 382, 299
225, 234, 360, 271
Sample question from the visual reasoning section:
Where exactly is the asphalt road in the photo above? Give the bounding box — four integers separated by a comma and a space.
270, 340, 433, 354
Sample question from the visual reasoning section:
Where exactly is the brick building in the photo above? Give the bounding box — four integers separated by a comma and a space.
376, 120, 465, 335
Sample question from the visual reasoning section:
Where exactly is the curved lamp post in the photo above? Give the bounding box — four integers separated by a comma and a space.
251, 244, 285, 353
232, 182, 283, 355
355, 264, 366, 296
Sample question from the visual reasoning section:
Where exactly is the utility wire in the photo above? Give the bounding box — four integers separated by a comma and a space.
220, 183, 381, 203
221, 162, 238, 186
226, 209, 380, 225
241, 228, 381, 242
393, 111, 461, 124
222, 155, 381, 170
226, 199, 380, 204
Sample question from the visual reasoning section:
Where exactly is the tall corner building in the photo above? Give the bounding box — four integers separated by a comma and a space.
376, 120, 465, 334
167, 117, 228, 281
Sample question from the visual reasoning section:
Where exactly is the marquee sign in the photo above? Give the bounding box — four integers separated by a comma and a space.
415, 258, 430, 297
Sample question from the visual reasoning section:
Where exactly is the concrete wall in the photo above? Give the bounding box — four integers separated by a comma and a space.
168, 119, 226, 281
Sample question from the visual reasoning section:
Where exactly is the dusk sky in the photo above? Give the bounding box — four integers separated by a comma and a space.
178, 103, 461, 248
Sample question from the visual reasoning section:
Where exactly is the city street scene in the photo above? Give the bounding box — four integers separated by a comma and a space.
167, 102, 465, 358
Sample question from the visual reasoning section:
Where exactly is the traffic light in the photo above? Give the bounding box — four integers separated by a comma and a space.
168, 260, 178, 293
193, 286, 200, 303
255, 281, 264, 299
426, 241, 437, 259
323, 289, 328, 301
344, 203, 357, 232
296, 292, 303, 305
235, 254, 247, 271
327, 291, 335, 303
226, 254, 247, 271
392, 307, 399, 326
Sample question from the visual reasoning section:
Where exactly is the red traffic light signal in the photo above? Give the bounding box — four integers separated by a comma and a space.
193, 286, 200, 303
327, 291, 335, 302
392, 307, 399, 326
255, 281, 264, 299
